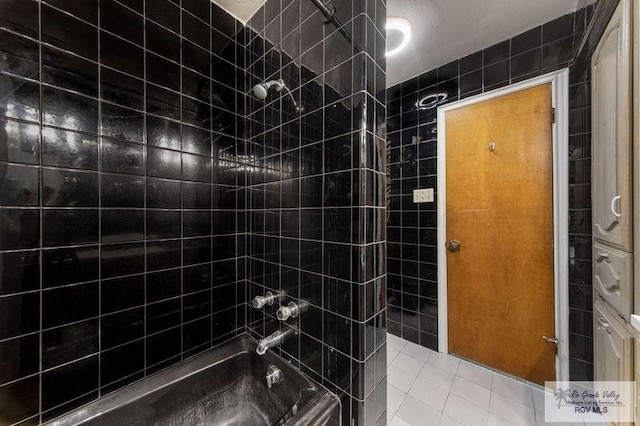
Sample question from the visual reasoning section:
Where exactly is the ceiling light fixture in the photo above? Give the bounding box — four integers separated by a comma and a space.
386, 18, 412, 57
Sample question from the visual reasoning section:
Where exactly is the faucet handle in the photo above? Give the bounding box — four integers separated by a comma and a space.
252, 291, 284, 309
277, 301, 308, 321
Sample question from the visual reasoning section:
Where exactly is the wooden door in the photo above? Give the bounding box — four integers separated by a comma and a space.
445, 84, 555, 384
591, 0, 633, 251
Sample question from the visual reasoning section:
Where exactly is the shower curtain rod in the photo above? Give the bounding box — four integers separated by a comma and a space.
308, 0, 355, 49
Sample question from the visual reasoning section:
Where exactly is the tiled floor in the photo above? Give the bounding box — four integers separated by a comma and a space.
386, 334, 604, 426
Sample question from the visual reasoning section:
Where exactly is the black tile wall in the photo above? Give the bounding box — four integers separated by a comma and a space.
0, 0, 247, 423
386, 7, 596, 381
244, 0, 388, 424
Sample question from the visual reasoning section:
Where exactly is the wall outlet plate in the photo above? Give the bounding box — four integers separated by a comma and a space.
413, 188, 434, 203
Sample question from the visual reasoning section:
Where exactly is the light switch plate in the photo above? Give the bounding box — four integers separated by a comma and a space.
413, 188, 434, 203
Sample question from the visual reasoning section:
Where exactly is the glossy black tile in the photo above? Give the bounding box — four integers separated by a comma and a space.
146, 239, 181, 271
101, 138, 145, 175
147, 268, 181, 303
101, 242, 145, 278
146, 22, 180, 64
183, 181, 211, 209
182, 153, 212, 182
101, 274, 144, 314
146, 327, 181, 367
511, 26, 542, 56
41, 355, 98, 412
0, 0, 39, 38
147, 147, 181, 180
42, 127, 99, 170
42, 319, 98, 370
101, 0, 144, 45
183, 12, 210, 50
0, 119, 40, 165
42, 245, 99, 288
0, 333, 39, 385
183, 210, 211, 237
101, 209, 144, 243
146, 209, 181, 240
43, 47, 98, 96
101, 66, 144, 111
483, 59, 509, 88
101, 307, 144, 349
0, 375, 39, 425
42, 87, 99, 134
41, 5, 98, 61
101, 103, 144, 143
183, 237, 211, 265
0, 250, 39, 296
0, 75, 40, 123
0, 163, 39, 206
43, 209, 98, 247
0, 28, 39, 80
146, 83, 180, 120
46, 0, 98, 25
43, 281, 98, 328
147, 116, 181, 150
42, 168, 99, 207
101, 340, 144, 386
183, 39, 211, 76
146, 178, 181, 209
0, 209, 39, 250
147, 298, 181, 334
146, 0, 180, 33
100, 31, 144, 78
511, 48, 541, 80
101, 173, 144, 207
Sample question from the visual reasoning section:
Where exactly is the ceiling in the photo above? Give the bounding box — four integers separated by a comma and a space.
211, 0, 266, 23
213, 0, 586, 87
386, 0, 583, 87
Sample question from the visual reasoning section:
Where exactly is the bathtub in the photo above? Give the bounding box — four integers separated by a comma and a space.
46, 335, 341, 426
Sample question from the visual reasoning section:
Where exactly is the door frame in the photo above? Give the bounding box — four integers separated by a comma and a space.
436, 69, 570, 382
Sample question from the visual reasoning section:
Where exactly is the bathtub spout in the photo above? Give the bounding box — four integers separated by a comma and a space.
256, 328, 295, 355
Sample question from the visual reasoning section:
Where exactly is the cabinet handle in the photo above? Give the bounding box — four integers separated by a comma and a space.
597, 317, 610, 330
611, 195, 621, 218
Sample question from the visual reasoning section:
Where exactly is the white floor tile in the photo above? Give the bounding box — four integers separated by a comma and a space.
389, 416, 412, 426
438, 415, 465, 426
426, 351, 461, 374
409, 378, 450, 411
387, 384, 407, 417
456, 360, 494, 390
388, 345, 402, 366
388, 333, 408, 350
401, 341, 433, 361
451, 376, 491, 409
534, 410, 583, 426
489, 392, 536, 425
531, 387, 549, 412
396, 393, 442, 426
417, 363, 456, 390
388, 364, 418, 392
392, 352, 427, 377
491, 374, 534, 407
487, 412, 522, 425
443, 393, 489, 426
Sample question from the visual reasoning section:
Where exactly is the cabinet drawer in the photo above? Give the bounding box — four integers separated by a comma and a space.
593, 242, 633, 318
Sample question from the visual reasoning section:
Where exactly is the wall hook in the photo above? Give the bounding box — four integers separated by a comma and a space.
488, 142, 496, 152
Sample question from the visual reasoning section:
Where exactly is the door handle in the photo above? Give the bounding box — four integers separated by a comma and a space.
446, 240, 461, 253
611, 195, 621, 218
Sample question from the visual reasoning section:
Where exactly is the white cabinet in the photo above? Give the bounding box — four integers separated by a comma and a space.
591, 0, 633, 251
594, 242, 634, 318
594, 297, 634, 384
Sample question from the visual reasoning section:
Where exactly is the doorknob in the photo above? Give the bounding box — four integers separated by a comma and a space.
446, 240, 461, 253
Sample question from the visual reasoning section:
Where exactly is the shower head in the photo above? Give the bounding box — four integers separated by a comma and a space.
252, 78, 304, 114
252, 79, 285, 100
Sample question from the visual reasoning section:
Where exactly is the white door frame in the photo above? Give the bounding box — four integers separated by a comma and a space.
436, 69, 570, 382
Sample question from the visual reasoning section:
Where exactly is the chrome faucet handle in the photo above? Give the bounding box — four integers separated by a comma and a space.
252, 291, 284, 309
276, 301, 308, 321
